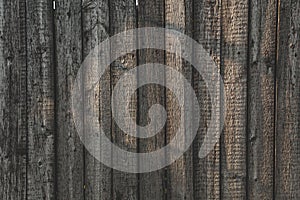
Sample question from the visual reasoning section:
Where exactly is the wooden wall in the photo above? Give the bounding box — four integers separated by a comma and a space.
0, 0, 299, 199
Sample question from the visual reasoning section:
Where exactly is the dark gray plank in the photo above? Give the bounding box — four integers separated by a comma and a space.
164, 0, 194, 199
220, 0, 248, 199
26, 0, 55, 199
276, 0, 300, 198
193, 0, 222, 199
110, 0, 138, 199
54, 0, 84, 199
138, 0, 166, 199
82, 0, 112, 199
248, 0, 277, 198
0, 0, 27, 199
0, 1, 6, 197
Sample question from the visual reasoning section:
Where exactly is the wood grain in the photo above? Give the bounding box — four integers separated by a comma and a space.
193, 0, 222, 199
26, 0, 55, 199
110, 0, 138, 199
82, 0, 112, 199
0, 1, 299, 199
276, 0, 300, 198
221, 0, 248, 199
0, 0, 27, 199
138, 0, 166, 199
164, 0, 194, 199
54, 0, 84, 199
248, 0, 277, 198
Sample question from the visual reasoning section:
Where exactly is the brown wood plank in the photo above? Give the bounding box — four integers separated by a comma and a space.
0, 0, 27, 199
220, 0, 248, 199
82, 0, 112, 199
26, 0, 56, 199
54, 0, 84, 199
110, 0, 138, 199
164, 0, 194, 199
276, 0, 300, 198
138, 0, 166, 199
193, 0, 222, 199
248, 0, 277, 198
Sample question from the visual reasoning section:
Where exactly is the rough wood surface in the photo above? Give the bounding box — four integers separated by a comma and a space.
0, 1, 27, 199
248, 0, 277, 199
276, 0, 300, 198
221, 0, 248, 199
110, 0, 138, 199
164, 0, 194, 199
0, 2, 7, 197
26, 0, 55, 199
193, 0, 222, 199
1, 1, 300, 199
82, 0, 112, 199
54, 0, 84, 199
138, 0, 166, 199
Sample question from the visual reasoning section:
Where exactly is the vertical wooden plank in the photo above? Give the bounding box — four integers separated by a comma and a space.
0, 0, 6, 197
54, 0, 84, 199
26, 0, 55, 199
0, 1, 7, 197
220, 0, 248, 199
16, 1, 28, 198
110, 0, 138, 199
193, 0, 222, 199
248, 0, 277, 198
138, 0, 166, 199
0, 0, 27, 199
82, 0, 112, 199
164, 0, 194, 199
276, 0, 300, 198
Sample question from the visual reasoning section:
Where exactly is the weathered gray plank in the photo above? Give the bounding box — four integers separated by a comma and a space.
220, 0, 248, 199
0, 1, 6, 197
110, 0, 138, 199
15, 1, 28, 199
164, 0, 194, 199
0, 0, 27, 199
82, 0, 112, 199
26, 0, 55, 199
193, 0, 222, 199
54, 0, 84, 199
138, 0, 166, 199
276, 0, 300, 198
248, 0, 277, 198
